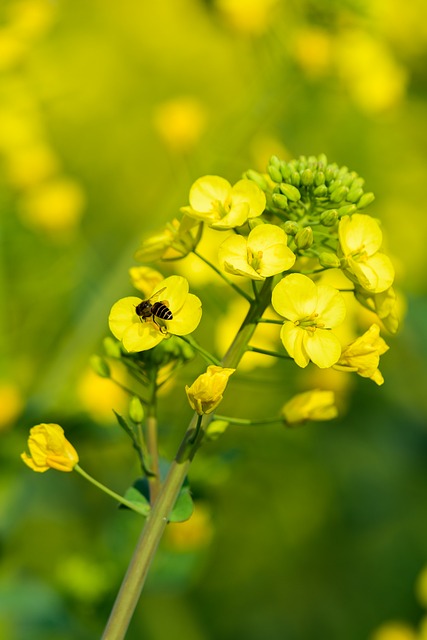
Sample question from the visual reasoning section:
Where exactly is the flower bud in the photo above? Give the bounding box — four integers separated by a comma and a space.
279, 183, 301, 202
357, 192, 375, 209
325, 166, 338, 182
301, 169, 314, 186
282, 390, 338, 426
272, 193, 288, 209
103, 337, 122, 359
129, 396, 145, 423
268, 164, 282, 183
185, 366, 235, 415
295, 226, 313, 250
21, 424, 79, 472
320, 209, 338, 226
245, 170, 268, 191
313, 185, 328, 197
90, 355, 110, 378
290, 172, 301, 187
248, 217, 265, 229
317, 153, 328, 167
282, 220, 299, 236
346, 187, 364, 203
319, 252, 341, 268
330, 186, 349, 203
337, 204, 357, 217
269, 155, 281, 168
280, 163, 291, 180
314, 171, 325, 186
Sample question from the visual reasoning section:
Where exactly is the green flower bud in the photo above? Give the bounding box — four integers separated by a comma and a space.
314, 171, 325, 186
268, 164, 282, 183
272, 193, 288, 209
295, 226, 313, 250
340, 173, 353, 187
330, 186, 349, 203
244, 170, 268, 191
325, 166, 338, 183
205, 420, 229, 441
313, 185, 328, 197
90, 355, 110, 378
351, 177, 365, 189
320, 209, 338, 226
357, 192, 375, 209
301, 169, 314, 186
282, 220, 299, 235
337, 204, 357, 217
279, 183, 301, 202
290, 172, 301, 187
270, 155, 281, 168
328, 179, 342, 193
317, 153, 328, 167
129, 396, 145, 424
280, 163, 291, 181
248, 217, 265, 229
319, 252, 341, 268
346, 187, 364, 203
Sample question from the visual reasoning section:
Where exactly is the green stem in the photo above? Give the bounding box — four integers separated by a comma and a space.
178, 335, 221, 366
146, 375, 160, 505
189, 414, 203, 444
257, 318, 283, 325
247, 345, 291, 360
101, 277, 274, 640
213, 414, 282, 426
110, 378, 148, 405
193, 249, 253, 303
74, 465, 149, 516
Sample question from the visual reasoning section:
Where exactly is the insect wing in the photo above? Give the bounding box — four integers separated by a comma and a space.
147, 287, 167, 303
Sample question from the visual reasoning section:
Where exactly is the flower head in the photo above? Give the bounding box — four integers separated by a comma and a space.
339, 214, 394, 293
21, 423, 78, 472
282, 390, 338, 425
181, 175, 265, 230
109, 276, 202, 353
134, 216, 202, 262
272, 273, 346, 368
333, 324, 389, 385
185, 365, 235, 415
218, 223, 295, 280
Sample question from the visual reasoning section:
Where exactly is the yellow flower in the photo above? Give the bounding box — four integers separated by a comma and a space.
185, 365, 235, 415
334, 324, 389, 385
339, 214, 395, 293
21, 423, 78, 472
181, 175, 265, 230
218, 223, 295, 280
128, 266, 164, 296
282, 390, 338, 425
153, 96, 206, 152
272, 273, 346, 368
355, 286, 400, 334
109, 275, 202, 353
134, 216, 202, 262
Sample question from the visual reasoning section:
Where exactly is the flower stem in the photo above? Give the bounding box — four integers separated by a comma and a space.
246, 345, 292, 359
146, 375, 160, 505
213, 414, 282, 426
178, 334, 221, 366
193, 249, 253, 303
74, 465, 149, 516
101, 277, 274, 640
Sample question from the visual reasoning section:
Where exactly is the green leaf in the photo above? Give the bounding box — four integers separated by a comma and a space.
123, 487, 150, 516
169, 487, 194, 523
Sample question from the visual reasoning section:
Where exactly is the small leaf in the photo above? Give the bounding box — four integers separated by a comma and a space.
169, 487, 194, 523
122, 486, 150, 516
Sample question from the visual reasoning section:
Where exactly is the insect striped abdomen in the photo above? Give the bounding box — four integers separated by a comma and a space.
151, 302, 173, 320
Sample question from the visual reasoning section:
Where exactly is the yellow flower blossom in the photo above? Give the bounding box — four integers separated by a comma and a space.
272, 273, 346, 368
153, 96, 206, 152
218, 223, 295, 280
21, 423, 78, 472
334, 324, 389, 385
128, 266, 164, 297
134, 216, 202, 262
181, 175, 265, 230
109, 276, 202, 353
185, 365, 235, 415
339, 214, 395, 293
355, 286, 400, 334
282, 390, 338, 425
215, 0, 279, 36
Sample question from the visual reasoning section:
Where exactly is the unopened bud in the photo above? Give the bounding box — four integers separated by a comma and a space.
272, 193, 288, 209
320, 209, 338, 226
103, 337, 122, 359
295, 226, 313, 250
346, 188, 364, 203
301, 169, 314, 186
282, 220, 299, 235
357, 192, 375, 209
280, 163, 291, 180
313, 185, 328, 197
337, 204, 357, 217
325, 166, 338, 182
268, 164, 282, 183
290, 172, 301, 187
279, 183, 301, 202
314, 171, 325, 186
317, 153, 328, 167
269, 155, 281, 168
129, 396, 145, 423
330, 186, 349, 203
248, 217, 264, 229
319, 252, 341, 268
90, 355, 111, 378
245, 170, 268, 191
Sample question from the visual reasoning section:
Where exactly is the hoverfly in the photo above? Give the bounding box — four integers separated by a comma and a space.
135, 287, 173, 333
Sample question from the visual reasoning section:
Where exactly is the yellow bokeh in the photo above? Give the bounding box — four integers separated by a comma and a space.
0, 383, 24, 431
370, 622, 417, 640
153, 97, 207, 153
77, 367, 128, 423
164, 502, 214, 552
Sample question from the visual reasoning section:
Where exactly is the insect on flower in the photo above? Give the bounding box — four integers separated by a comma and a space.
135, 287, 173, 333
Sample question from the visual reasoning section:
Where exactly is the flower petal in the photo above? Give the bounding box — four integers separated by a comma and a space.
153, 275, 189, 314
189, 176, 231, 213
121, 321, 163, 352
109, 297, 142, 340
211, 202, 249, 229
231, 179, 266, 218
315, 285, 346, 328
258, 243, 296, 277
280, 323, 310, 367
272, 274, 317, 321
247, 224, 287, 252
166, 293, 202, 335
304, 330, 342, 368
339, 214, 382, 256
218, 235, 263, 280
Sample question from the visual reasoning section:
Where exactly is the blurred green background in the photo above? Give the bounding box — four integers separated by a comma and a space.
2, 0, 427, 638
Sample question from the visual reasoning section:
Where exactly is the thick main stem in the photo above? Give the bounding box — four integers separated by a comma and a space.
101, 278, 274, 640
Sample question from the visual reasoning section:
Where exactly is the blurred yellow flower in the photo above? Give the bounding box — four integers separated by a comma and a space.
355, 286, 400, 335
293, 28, 333, 77
272, 273, 346, 368
334, 324, 389, 385
129, 266, 164, 297
165, 502, 214, 551
77, 367, 127, 422
134, 216, 202, 262
339, 214, 395, 294
215, 0, 279, 36
153, 96, 206, 152
218, 223, 295, 280
282, 390, 338, 425
415, 565, 427, 609
5, 143, 58, 189
21, 423, 78, 472
8, 0, 55, 41
185, 365, 235, 415
109, 275, 202, 352
0, 28, 28, 70
370, 621, 417, 640
181, 176, 265, 230
0, 383, 24, 431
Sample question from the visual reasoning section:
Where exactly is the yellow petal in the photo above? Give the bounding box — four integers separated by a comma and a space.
211, 201, 249, 229
152, 275, 189, 314
304, 330, 342, 368
280, 323, 310, 367
231, 179, 266, 218
272, 274, 317, 321
166, 293, 202, 335
315, 285, 346, 328
349, 252, 394, 293
189, 176, 231, 212
258, 243, 296, 277
218, 235, 263, 279
247, 223, 287, 252
21, 451, 49, 472
339, 213, 382, 255
121, 322, 163, 352
109, 297, 142, 340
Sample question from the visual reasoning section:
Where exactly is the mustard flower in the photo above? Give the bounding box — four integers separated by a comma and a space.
339, 214, 394, 293
129, 266, 164, 297
333, 324, 389, 385
181, 175, 265, 230
185, 365, 235, 415
282, 390, 338, 425
218, 223, 295, 280
109, 276, 202, 353
21, 424, 79, 472
134, 216, 202, 262
355, 286, 399, 334
272, 273, 346, 368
